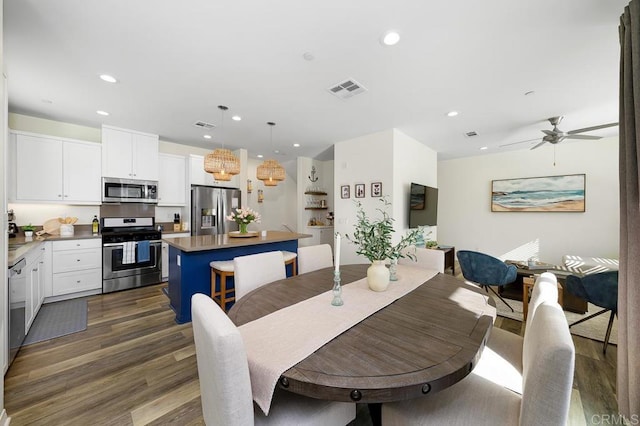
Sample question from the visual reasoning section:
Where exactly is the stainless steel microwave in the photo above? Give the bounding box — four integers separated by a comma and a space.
102, 177, 158, 203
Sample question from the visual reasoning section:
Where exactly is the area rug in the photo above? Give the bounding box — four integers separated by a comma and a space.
23, 298, 88, 346
488, 292, 618, 345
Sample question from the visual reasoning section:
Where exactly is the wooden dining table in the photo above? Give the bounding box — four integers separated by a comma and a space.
228, 264, 497, 410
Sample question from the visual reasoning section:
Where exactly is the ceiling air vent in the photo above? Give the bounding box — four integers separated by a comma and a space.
465, 131, 478, 137
328, 79, 367, 100
193, 121, 216, 130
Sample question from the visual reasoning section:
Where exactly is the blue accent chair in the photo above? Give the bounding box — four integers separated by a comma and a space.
457, 250, 518, 312
565, 271, 618, 354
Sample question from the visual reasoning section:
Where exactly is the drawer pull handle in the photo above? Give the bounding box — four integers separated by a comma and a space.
77, 259, 81, 262
77, 280, 81, 283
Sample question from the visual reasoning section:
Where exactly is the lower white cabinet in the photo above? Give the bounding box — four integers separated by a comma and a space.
162, 233, 190, 280
304, 226, 334, 249
51, 239, 102, 297
24, 243, 46, 331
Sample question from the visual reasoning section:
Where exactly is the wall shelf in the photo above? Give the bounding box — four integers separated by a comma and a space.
305, 207, 328, 210
304, 191, 327, 195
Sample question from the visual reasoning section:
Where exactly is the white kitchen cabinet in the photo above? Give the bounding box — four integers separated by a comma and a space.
158, 153, 187, 206
102, 125, 159, 181
24, 243, 46, 331
51, 239, 102, 297
12, 132, 101, 204
303, 226, 334, 249
161, 233, 190, 280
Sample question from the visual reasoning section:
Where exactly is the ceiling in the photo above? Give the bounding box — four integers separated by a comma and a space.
3, 1, 626, 164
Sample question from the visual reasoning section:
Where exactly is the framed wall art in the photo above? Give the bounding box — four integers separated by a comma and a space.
355, 183, 365, 198
491, 174, 585, 212
341, 185, 350, 199
371, 182, 382, 197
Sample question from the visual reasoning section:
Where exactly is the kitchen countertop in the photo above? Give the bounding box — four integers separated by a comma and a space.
163, 231, 311, 253
8, 231, 101, 268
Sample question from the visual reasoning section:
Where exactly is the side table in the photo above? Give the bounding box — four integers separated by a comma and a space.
522, 276, 564, 321
436, 246, 455, 275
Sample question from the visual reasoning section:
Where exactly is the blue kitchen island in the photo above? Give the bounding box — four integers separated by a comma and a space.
164, 231, 311, 323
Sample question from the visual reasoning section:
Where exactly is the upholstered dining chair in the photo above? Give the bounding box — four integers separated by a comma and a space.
381, 300, 575, 426
234, 251, 286, 301
457, 250, 518, 312
297, 244, 333, 275
398, 246, 445, 273
564, 270, 618, 354
191, 294, 356, 426
472, 272, 559, 394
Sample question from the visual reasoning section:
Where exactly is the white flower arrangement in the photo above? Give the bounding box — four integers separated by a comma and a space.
226, 207, 261, 225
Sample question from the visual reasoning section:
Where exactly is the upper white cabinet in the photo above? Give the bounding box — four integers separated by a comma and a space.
11, 131, 101, 204
158, 153, 187, 206
102, 125, 159, 181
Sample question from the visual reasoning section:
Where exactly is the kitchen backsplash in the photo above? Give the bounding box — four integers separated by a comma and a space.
9, 203, 187, 227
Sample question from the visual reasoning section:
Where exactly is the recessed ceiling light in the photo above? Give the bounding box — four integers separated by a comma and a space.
447, 111, 459, 117
99, 74, 117, 83
257, 154, 264, 158
204, 134, 212, 139
381, 31, 400, 46
231, 115, 241, 121
293, 143, 300, 147
274, 150, 280, 154
480, 146, 488, 150
96, 110, 109, 116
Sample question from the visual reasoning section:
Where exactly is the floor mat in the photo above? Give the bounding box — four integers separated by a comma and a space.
23, 298, 88, 346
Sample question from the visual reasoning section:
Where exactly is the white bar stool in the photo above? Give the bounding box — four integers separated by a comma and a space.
209, 260, 235, 311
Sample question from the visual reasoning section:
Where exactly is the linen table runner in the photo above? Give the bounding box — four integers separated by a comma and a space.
239, 264, 437, 414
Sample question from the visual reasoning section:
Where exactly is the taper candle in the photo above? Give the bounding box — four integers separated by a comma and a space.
334, 233, 341, 272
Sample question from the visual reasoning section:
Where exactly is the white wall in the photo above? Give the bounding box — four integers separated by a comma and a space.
437, 137, 619, 265
392, 129, 438, 241
334, 129, 436, 265
297, 156, 335, 246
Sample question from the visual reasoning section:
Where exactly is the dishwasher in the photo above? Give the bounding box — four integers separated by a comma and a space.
8, 258, 27, 368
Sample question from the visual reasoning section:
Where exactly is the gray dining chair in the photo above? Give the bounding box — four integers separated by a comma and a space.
457, 250, 518, 312
191, 294, 356, 426
381, 300, 575, 426
234, 251, 286, 301
297, 244, 333, 274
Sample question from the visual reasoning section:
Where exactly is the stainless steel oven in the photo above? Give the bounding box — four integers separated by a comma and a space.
102, 217, 162, 293
102, 177, 158, 203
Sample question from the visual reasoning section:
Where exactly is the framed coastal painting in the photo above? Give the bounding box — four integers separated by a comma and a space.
491, 174, 585, 212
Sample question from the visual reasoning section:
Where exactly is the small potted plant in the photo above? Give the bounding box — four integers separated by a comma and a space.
346, 198, 420, 291
22, 224, 36, 238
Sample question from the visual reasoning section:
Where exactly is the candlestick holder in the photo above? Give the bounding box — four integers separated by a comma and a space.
331, 270, 344, 306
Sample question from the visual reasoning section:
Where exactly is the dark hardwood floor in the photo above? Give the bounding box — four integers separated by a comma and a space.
4, 283, 617, 425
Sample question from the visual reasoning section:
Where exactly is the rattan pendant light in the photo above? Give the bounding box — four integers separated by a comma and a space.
256, 122, 286, 186
204, 105, 240, 181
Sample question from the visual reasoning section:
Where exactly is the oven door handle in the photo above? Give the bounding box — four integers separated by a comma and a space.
103, 240, 162, 248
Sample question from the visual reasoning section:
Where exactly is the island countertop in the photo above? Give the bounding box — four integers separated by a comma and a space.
163, 230, 311, 253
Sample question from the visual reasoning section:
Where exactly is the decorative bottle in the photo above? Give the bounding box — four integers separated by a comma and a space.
92, 215, 99, 235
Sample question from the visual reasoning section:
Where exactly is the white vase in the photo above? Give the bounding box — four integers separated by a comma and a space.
367, 260, 390, 292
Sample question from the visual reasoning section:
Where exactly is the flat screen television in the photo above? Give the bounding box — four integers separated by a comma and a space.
409, 182, 438, 228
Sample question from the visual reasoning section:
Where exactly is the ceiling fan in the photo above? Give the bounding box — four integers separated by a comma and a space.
501, 116, 619, 150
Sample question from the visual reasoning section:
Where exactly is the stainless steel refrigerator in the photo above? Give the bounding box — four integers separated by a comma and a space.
191, 185, 241, 236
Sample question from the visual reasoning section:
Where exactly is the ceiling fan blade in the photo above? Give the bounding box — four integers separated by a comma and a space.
564, 134, 601, 140
541, 129, 556, 136
499, 138, 540, 147
567, 122, 618, 134
531, 141, 547, 150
